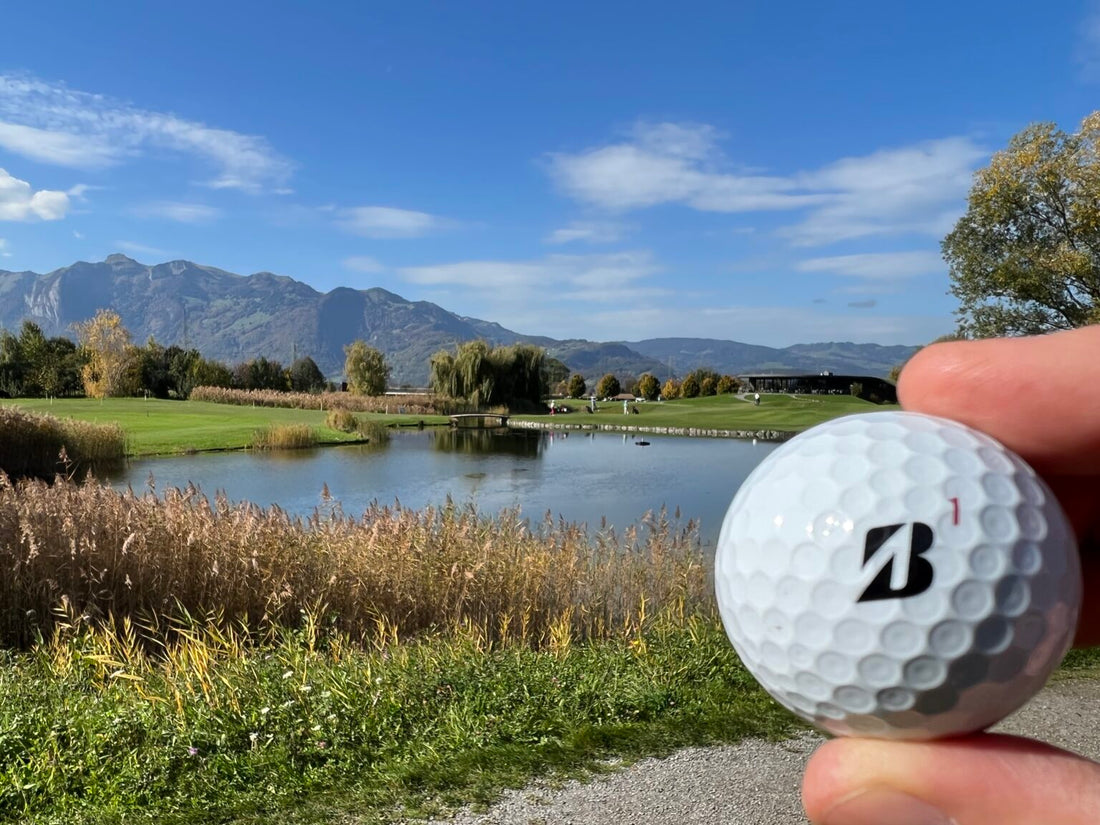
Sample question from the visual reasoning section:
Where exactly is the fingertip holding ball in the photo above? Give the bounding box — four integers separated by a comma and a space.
714, 411, 1081, 740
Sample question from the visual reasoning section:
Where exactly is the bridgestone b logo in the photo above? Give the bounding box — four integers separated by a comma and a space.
857, 522, 934, 602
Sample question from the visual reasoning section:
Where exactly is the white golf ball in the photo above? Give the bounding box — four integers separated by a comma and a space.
714, 410, 1080, 739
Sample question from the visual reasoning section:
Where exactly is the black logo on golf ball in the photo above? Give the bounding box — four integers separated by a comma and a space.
857, 522, 934, 602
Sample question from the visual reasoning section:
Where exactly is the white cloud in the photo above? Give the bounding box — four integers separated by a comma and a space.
137, 201, 222, 223
339, 206, 450, 238
0, 167, 69, 221
545, 221, 628, 245
797, 250, 945, 281
343, 255, 385, 273
0, 238, 9, 257
0, 73, 293, 192
548, 122, 984, 245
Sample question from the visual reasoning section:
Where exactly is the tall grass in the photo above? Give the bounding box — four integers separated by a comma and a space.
252, 423, 318, 450
0, 476, 711, 650
190, 385, 470, 415
0, 406, 125, 480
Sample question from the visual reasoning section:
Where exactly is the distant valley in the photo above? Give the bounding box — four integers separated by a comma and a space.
0, 255, 920, 385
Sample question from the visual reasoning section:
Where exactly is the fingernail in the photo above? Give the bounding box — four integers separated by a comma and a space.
821, 787, 955, 825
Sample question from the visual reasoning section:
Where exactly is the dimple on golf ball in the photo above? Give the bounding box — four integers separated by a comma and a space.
714, 410, 1081, 740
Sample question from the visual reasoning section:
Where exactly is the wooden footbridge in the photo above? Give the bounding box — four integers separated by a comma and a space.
449, 413, 509, 428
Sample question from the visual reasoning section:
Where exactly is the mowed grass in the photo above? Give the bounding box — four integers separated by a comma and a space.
516, 392, 898, 432
0, 398, 449, 456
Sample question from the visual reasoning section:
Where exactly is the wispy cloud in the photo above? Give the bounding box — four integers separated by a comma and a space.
796, 250, 945, 282
343, 255, 385, 273
0, 73, 294, 192
1076, 2, 1100, 81
339, 206, 452, 239
545, 220, 628, 245
136, 201, 222, 224
114, 240, 171, 259
400, 250, 661, 302
548, 122, 983, 246
0, 167, 69, 221
0, 238, 10, 257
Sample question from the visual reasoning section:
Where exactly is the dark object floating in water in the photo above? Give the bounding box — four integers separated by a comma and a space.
635, 440, 650, 446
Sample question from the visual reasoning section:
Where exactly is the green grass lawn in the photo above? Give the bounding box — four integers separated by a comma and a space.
0, 398, 450, 456
516, 392, 898, 432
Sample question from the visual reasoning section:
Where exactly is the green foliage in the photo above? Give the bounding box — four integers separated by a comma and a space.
234, 356, 288, 391
288, 356, 326, 393
430, 341, 547, 409
595, 373, 620, 398
344, 340, 391, 396
636, 373, 660, 400
944, 111, 1100, 337
0, 321, 85, 398
567, 373, 587, 399
716, 375, 739, 394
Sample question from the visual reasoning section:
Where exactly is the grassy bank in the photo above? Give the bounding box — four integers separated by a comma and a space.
0, 398, 448, 456
514, 392, 897, 432
0, 407, 126, 479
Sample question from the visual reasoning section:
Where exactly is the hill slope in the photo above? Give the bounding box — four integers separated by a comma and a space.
0, 256, 918, 384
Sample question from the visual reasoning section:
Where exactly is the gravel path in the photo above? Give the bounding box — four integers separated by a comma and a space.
422, 677, 1100, 825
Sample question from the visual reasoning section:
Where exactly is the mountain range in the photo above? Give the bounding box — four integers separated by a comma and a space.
0, 255, 919, 385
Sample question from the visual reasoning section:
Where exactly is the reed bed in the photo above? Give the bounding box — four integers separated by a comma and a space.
0, 475, 712, 650
251, 423, 319, 450
190, 385, 466, 415
0, 406, 125, 480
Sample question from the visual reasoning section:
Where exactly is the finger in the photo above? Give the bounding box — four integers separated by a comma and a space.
897, 326, 1100, 477
803, 734, 1100, 824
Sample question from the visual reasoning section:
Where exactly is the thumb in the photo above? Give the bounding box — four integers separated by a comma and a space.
802, 734, 1100, 824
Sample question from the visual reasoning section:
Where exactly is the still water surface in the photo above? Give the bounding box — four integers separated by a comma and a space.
108, 428, 778, 549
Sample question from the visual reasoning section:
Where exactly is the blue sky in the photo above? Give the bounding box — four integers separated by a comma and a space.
1, 1, 1099, 347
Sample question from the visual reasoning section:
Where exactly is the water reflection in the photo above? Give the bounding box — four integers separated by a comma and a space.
110, 429, 778, 549
431, 427, 543, 457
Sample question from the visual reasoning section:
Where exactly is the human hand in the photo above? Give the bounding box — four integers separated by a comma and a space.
802, 325, 1100, 825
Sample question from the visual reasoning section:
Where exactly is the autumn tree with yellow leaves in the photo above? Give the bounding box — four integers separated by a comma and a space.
75, 309, 136, 399
944, 111, 1100, 337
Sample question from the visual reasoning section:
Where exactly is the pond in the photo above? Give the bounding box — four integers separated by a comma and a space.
107, 428, 779, 550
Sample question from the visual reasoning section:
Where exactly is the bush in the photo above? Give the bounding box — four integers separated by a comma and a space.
326, 408, 359, 432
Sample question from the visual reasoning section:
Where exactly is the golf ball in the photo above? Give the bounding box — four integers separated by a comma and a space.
714, 410, 1080, 739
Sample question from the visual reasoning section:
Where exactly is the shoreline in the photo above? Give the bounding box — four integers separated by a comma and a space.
507, 418, 796, 441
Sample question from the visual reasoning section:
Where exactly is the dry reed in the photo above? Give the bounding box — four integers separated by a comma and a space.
251, 423, 318, 450
190, 386, 467, 415
0, 475, 713, 650
0, 406, 125, 480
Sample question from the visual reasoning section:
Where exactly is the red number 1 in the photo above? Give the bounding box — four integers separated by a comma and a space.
950, 497, 960, 525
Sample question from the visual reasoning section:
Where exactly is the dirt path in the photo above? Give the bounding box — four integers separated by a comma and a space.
423, 677, 1100, 825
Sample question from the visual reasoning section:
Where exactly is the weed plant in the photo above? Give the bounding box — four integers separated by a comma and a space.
324, 408, 359, 433
190, 386, 469, 415
0, 407, 125, 480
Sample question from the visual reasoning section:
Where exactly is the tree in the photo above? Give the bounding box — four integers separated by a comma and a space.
637, 372, 660, 400
429, 340, 547, 409
717, 375, 740, 394
288, 356, 326, 393
943, 111, 1100, 337
595, 373, 620, 399
567, 373, 587, 398
661, 378, 680, 399
344, 340, 390, 396
75, 309, 136, 399
680, 374, 701, 398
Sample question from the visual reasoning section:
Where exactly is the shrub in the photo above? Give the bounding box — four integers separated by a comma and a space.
326, 408, 359, 432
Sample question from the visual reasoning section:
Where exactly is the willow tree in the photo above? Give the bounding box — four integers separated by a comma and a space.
75, 309, 135, 399
344, 340, 390, 396
943, 111, 1100, 337
429, 340, 546, 409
